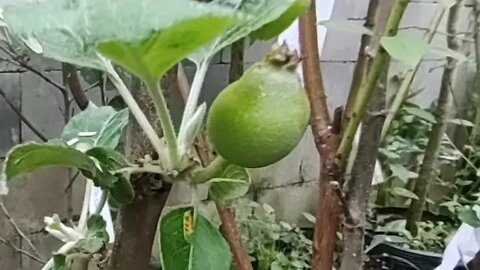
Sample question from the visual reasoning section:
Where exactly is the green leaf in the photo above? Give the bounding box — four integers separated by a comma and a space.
97, 15, 236, 83
86, 147, 128, 172
446, 118, 474, 127
381, 33, 427, 67
207, 164, 251, 201
76, 214, 109, 253
61, 106, 128, 150
458, 207, 480, 227
428, 45, 467, 62
52, 254, 67, 270
389, 164, 417, 183
403, 107, 436, 123
189, 0, 300, 64
2, 143, 96, 182
3, 0, 238, 70
390, 187, 419, 200
159, 207, 231, 270
318, 19, 374, 36
250, 0, 311, 41
85, 147, 128, 189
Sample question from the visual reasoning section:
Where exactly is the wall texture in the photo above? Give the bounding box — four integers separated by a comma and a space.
0, 0, 476, 269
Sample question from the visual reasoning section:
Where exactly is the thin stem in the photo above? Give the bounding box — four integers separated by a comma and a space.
178, 58, 211, 137
0, 87, 48, 142
406, 0, 461, 235
381, 4, 447, 142
145, 80, 179, 169
192, 156, 230, 184
77, 180, 93, 233
0, 198, 45, 261
41, 241, 77, 270
94, 189, 108, 215
103, 60, 164, 157
336, 0, 410, 169
0, 236, 46, 264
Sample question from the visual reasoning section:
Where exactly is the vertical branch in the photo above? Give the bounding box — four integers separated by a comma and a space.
229, 39, 245, 84
336, 0, 410, 171
470, 1, 480, 143
406, 0, 461, 235
299, 2, 339, 270
380, 4, 448, 141
176, 63, 252, 270
343, 0, 380, 128
108, 71, 176, 270
62, 63, 89, 111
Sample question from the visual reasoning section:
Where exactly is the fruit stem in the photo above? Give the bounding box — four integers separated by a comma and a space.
179, 57, 212, 145
103, 59, 164, 158
192, 156, 229, 184
145, 79, 180, 170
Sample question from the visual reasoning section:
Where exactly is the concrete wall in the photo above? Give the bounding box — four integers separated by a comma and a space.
0, 0, 476, 268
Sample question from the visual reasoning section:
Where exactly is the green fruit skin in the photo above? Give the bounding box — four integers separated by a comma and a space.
207, 61, 310, 168
109, 176, 135, 205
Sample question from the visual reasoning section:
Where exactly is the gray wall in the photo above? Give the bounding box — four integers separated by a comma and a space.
0, 0, 476, 269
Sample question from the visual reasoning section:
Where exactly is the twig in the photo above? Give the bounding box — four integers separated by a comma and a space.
0, 87, 48, 142
176, 65, 252, 270
0, 236, 46, 264
0, 198, 45, 261
0, 44, 67, 95
77, 180, 93, 233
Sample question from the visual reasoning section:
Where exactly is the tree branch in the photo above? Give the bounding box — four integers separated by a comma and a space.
299, 2, 340, 270
0, 87, 48, 142
0, 44, 67, 95
0, 236, 46, 264
62, 63, 89, 111
406, 0, 461, 235
0, 198, 45, 261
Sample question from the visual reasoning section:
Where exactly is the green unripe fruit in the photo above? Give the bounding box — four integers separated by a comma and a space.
109, 176, 135, 205
207, 43, 310, 168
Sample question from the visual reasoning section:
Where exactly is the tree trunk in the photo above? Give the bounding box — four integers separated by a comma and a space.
229, 39, 245, 84
406, 0, 461, 235
340, 71, 387, 270
108, 69, 179, 270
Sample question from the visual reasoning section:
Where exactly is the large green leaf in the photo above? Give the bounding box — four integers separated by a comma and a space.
3, 0, 237, 70
207, 164, 251, 201
189, 0, 299, 64
2, 143, 97, 181
159, 207, 231, 270
97, 15, 236, 83
61, 106, 128, 150
381, 32, 427, 67
250, 0, 311, 41
52, 254, 67, 270
458, 206, 480, 227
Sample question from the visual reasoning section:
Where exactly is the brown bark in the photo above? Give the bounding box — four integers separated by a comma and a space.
299, 2, 340, 270
340, 70, 387, 270
108, 70, 178, 270
62, 63, 89, 110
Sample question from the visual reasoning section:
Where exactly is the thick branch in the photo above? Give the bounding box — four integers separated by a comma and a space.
299, 2, 340, 270
406, 0, 461, 235
229, 39, 245, 84
62, 63, 89, 111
